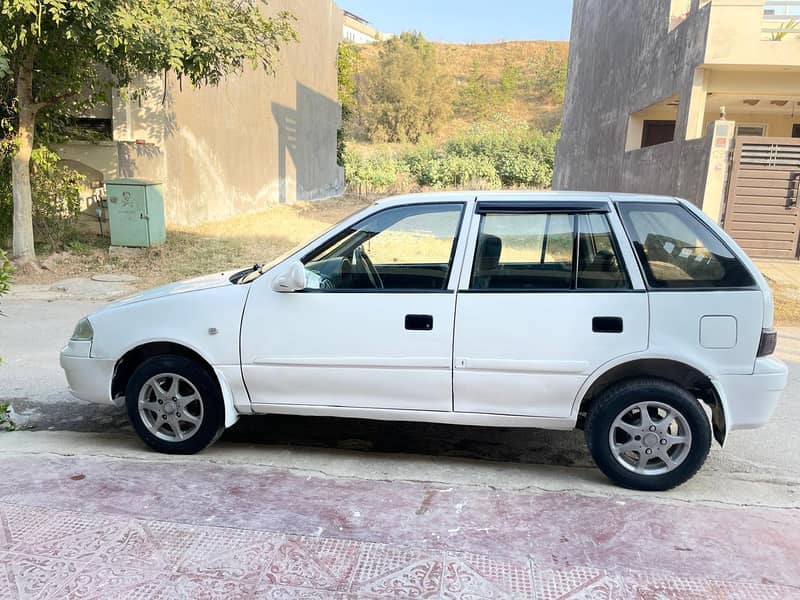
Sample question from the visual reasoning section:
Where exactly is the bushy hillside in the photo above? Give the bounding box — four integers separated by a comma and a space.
339, 35, 569, 194
350, 38, 568, 140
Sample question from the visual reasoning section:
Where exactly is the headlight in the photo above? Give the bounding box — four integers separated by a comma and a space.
71, 318, 94, 341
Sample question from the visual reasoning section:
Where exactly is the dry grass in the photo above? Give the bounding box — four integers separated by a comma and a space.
771, 281, 800, 326
15, 195, 375, 289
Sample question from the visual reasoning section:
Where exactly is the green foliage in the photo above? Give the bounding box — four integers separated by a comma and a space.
528, 46, 568, 104
337, 41, 360, 166
0, 149, 83, 251
30, 148, 84, 251
344, 124, 558, 194
458, 60, 523, 119
355, 32, 453, 143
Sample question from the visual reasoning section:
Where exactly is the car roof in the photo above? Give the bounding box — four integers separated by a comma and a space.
375, 191, 681, 205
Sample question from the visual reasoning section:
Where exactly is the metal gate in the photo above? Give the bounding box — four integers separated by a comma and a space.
723, 136, 800, 259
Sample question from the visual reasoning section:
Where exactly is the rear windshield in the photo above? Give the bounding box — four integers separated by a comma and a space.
617, 203, 755, 289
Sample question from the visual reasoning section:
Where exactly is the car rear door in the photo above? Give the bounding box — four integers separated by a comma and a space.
452, 197, 649, 418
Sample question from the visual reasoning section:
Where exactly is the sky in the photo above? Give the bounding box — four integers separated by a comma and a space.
337, 0, 573, 43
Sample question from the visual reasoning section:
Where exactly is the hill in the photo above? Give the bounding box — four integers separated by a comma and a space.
351, 39, 569, 139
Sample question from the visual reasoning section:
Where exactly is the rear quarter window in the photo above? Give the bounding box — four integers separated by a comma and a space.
617, 202, 755, 289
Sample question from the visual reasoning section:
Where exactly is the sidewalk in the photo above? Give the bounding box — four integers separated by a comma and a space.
0, 448, 797, 599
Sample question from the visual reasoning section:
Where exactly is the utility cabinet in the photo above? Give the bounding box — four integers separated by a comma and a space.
105, 179, 166, 247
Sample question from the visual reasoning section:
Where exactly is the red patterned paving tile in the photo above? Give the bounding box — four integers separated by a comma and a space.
175, 525, 283, 581
2, 551, 82, 600
254, 583, 343, 599
262, 535, 362, 591
173, 573, 260, 599
57, 561, 158, 600
442, 552, 533, 599
350, 544, 444, 598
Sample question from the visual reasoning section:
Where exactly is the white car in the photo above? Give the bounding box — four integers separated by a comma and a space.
61, 192, 788, 490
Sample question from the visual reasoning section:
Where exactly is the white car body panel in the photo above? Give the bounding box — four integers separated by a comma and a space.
58, 191, 787, 446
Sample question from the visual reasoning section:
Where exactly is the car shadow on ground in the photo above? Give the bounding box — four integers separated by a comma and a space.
8, 399, 593, 469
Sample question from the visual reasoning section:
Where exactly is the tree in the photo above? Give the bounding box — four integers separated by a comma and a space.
357, 32, 453, 143
336, 41, 360, 165
0, 0, 296, 265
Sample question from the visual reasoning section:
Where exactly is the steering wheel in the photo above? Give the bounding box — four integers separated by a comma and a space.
353, 245, 384, 289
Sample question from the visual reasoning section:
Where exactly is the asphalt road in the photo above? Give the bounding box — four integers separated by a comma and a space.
1, 297, 799, 508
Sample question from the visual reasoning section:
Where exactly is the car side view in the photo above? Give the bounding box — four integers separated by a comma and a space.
60, 192, 788, 491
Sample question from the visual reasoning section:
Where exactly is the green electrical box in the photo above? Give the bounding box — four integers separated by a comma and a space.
105, 179, 166, 247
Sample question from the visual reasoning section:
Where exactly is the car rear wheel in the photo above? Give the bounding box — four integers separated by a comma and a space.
585, 378, 711, 491
126, 355, 225, 454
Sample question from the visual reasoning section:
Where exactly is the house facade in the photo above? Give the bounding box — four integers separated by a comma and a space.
342, 11, 390, 44
554, 0, 800, 259
54, 0, 344, 227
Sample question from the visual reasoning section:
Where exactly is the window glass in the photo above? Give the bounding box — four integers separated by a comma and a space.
303, 203, 463, 291
576, 214, 630, 289
618, 203, 755, 289
470, 213, 575, 290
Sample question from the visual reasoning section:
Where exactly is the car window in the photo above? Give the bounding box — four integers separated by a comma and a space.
470, 211, 630, 291
617, 202, 755, 289
470, 213, 575, 290
303, 203, 464, 291
576, 213, 630, 289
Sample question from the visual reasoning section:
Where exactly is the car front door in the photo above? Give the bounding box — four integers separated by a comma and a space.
240, 200, 468, 412
452, 198, 650, 418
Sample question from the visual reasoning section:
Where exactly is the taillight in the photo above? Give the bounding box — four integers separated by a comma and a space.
757, 329, 777, 357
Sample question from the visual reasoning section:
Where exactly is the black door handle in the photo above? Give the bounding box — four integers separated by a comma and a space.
593, 316, 623, 333
405, 314, 433, 331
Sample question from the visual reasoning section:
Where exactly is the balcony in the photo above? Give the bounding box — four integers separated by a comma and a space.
762, 1, 800, 40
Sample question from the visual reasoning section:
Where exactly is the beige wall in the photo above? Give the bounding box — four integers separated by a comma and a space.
706, 0, 800, 67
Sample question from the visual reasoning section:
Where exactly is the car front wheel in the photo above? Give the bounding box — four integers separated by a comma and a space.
585, 378, 712, 491
126, 355, 225, 454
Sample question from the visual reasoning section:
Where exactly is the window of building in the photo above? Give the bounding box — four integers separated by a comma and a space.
642, 120, 676, 148
618, 202, 755, 289
469, 212, 629, 291
793, 124, 800, 138
627, 97, 679, 151
69, 117, 113, 141
735, 124, 767, 137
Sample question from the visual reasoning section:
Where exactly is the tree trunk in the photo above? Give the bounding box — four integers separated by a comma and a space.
11, 47, 38, 264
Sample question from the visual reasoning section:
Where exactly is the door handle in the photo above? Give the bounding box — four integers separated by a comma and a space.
405, 314, 433, 331
593, 316, 623, 333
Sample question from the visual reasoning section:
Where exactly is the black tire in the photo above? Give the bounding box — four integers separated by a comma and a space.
584, 378, 711, 491
126, 354, 225, 454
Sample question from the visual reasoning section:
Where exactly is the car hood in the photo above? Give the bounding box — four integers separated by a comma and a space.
106, 269, 242, 309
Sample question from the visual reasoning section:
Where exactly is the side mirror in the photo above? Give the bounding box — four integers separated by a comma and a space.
272, 260, 306, 293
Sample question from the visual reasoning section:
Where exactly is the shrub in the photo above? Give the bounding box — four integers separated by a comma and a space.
343, 124, 559, 194
0, 149, 85, 252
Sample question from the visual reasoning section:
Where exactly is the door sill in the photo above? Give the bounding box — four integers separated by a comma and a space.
249, 403, 576, 430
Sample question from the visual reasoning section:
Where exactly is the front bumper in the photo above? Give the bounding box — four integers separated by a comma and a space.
717, 357, 789, 431
59, 341, 116, 405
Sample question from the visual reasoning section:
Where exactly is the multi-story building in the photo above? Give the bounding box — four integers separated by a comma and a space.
554, 0, 800, 259
55, 0, 344, 227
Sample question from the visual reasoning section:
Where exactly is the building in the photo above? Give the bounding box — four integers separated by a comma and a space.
54, 0, 344, 227
343, 11, 391, 44
554, 0, 800, 259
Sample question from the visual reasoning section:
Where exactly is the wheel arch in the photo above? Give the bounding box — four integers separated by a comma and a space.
111, 341, 239, 428
574, 357, 727, 446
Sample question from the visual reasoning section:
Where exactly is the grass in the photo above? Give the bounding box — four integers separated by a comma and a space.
771, 281, 800, 326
